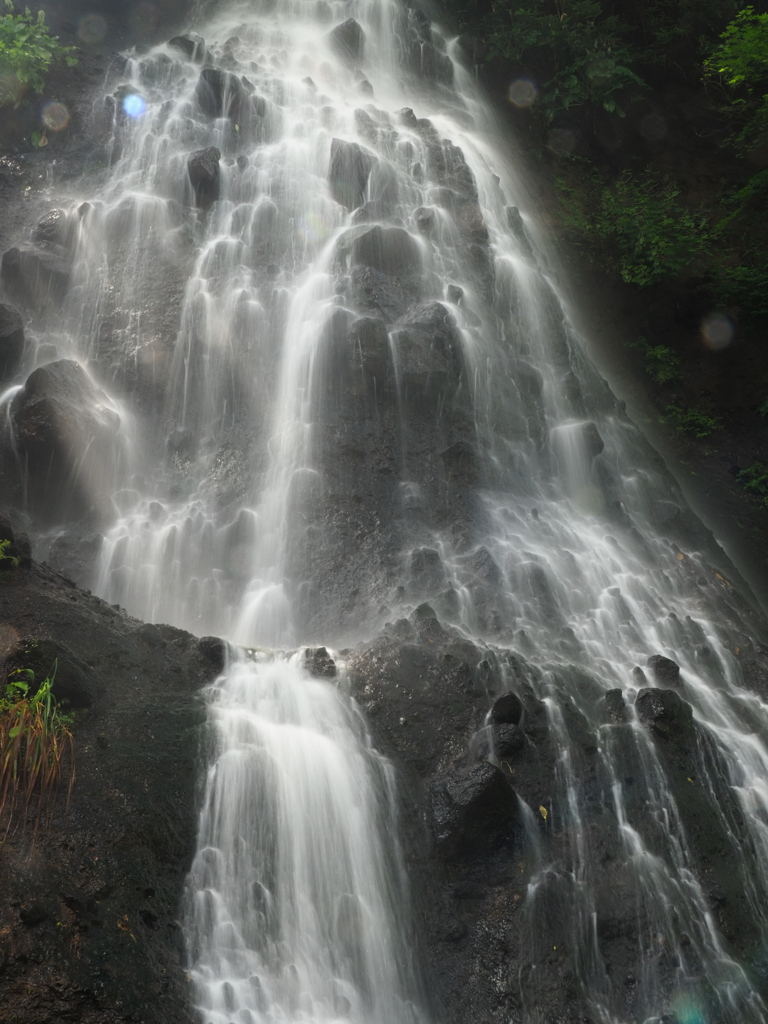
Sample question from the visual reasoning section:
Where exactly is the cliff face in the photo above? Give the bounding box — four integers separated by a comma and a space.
0, 519, 225, 1023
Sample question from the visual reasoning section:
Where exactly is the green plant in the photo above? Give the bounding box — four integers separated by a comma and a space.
0, 0, 77, 106
0, 660, 75, 831
737, 462, 768, 504
704, 6, 768, 151
558, 170, 715, 286
663, 404, 720, 437
630, 338, 683, 383
485, 0, 645, 119
0, 538, 20, 568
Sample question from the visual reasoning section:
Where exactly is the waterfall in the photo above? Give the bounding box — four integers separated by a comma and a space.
5, 0, 768, 1020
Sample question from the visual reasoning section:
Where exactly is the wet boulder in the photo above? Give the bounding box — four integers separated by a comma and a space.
187, 146, 221, 209
392, 301, 464, 402
193, 67, 261, 123
429, 761, 517, 859
347, 316, 391, 385
0, 302, 24, 382
168, 33, 208, 62
489, 690, 524, 727
33, 208, 75, 251
602, 688, 628, 723
351, 225, 421, 276
328, 138, 373, 210
1, 247, 70, 309
635, 687, 693, 739
647, 653, 681, 686
304, 646, 337, 678
10, 360, 121, 521
328, 18, 364, 66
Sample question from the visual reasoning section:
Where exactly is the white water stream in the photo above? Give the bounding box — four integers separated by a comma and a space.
6, 0, 768, 1020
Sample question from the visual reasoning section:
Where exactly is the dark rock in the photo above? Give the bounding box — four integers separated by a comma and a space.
10, 360, 121, 522
0, 302, 24, 382
328, 19, 364, 66
635, 687, 694, 738
494, 722, 525, 756
439, 440, 478, 481
414, 206, 434, 232
168, 33, 207, 61
347, 316, 391, 384
0, 557, 213, 1024
197, 635, 228, 673
489, 690, 524, 726
602, 688, 628, 722
18, 902, 48, 926
187, 146, 221, 209
194, 66, 257, 122
33, 209, 74, 250
11, 360, 120, 471
429, 761, 517, 859
304, 646, 337, 678
351, 225, 421, 276
446, 284, 463, 304
328, 138, 373, 210
410, 547, 445, 591
356, 78, 374, 97
1, 247, 70, 309
647, 653, 681, 686
8, 637, 101, 708
392, 301, 464, 402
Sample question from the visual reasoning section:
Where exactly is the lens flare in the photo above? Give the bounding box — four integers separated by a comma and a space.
122, 93, 147, 118
508, 79, 538, 108
701, 312, 735, 350
42, 102, 71, 131
77, 13, 107, 44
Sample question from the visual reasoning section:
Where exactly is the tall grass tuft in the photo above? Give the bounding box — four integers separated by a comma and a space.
0, 660, 75, 833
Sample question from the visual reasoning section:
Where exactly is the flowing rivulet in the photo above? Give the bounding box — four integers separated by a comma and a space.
4, 0, 768, 1021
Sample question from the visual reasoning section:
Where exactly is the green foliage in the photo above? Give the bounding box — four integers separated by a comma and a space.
663, 405, 720, 437
704, 6, 768, 150
484, 0, 645, 119
0, 0, 77, 106
0, 660, 75, 831
737, 462, 768, 506
558, 170, 714, 286
635, 340, 683, 383
0, 538, 20, 568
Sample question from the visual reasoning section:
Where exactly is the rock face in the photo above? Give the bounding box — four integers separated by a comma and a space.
328, 138, 373, 209
328, 18, 364, 66
0, 558, 218, 1024
187, 145, 221, 209
429, 761, 518, 858
1, 246, 70, 309
0, 302, 24, 382
10, 359, 122, 522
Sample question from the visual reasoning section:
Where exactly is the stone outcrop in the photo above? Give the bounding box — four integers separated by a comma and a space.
187, 146, 221, 209
0, 557, 219, 1024
0, 302, 24, 382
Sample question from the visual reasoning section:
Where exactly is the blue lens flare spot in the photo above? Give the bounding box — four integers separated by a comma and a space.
123, 94, 147, 117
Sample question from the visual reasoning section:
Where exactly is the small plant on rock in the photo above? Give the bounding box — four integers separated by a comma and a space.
0, 0, 77, 106
0, 538, 20, 568
0, 660, 75, 832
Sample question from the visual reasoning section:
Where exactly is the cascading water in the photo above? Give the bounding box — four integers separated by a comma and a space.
5, 0, 768, 1021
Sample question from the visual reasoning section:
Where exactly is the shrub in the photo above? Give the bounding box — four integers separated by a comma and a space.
663, 405, 720, 437
0, 660, 75, 831
704, 5, 768, 151
0, 0, 77, 106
